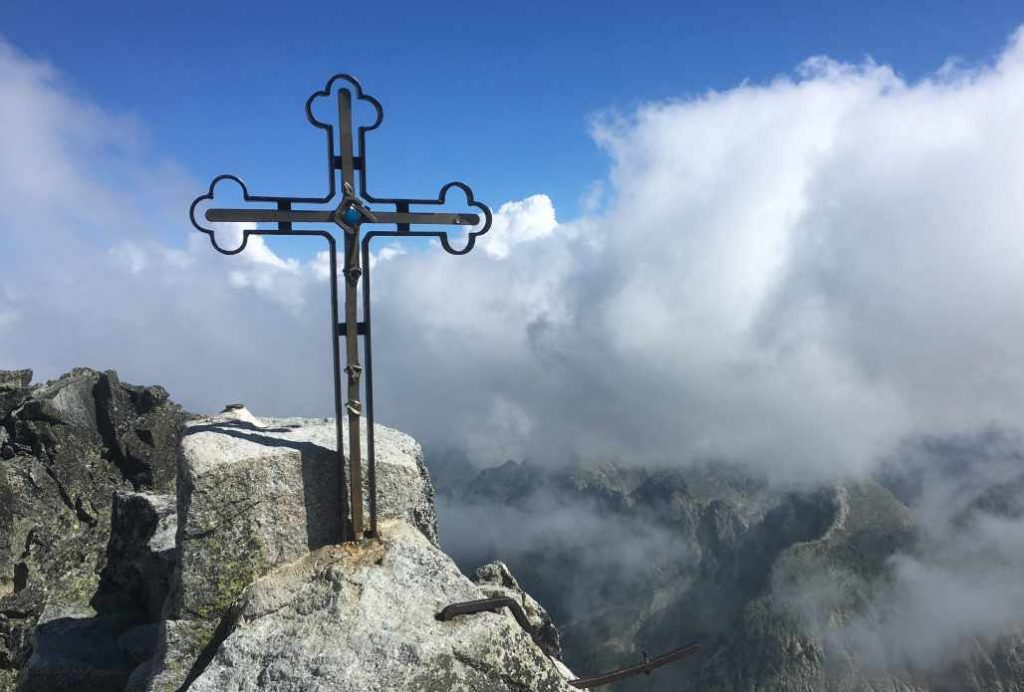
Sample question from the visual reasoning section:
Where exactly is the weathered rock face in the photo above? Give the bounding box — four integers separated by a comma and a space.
2, 375, 570, 691
652, 481, 916, 692
188, 521, 572, 692
15, 488, 175, 692
98, 492, 177, 622
472, 561, 562, 659
170, 413, 437, 624
140, 412, 567, 691
0, 368, 187, 692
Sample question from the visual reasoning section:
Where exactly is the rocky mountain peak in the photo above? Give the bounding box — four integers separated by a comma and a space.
1, 370, 576, 691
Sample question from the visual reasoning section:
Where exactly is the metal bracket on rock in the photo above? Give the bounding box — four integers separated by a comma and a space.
436, 598, 700, 688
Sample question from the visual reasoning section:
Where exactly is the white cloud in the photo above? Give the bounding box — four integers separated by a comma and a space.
109, 241, 148, 274
479, 194, 558, 259
2, 30, 1024, 483
368, 243, 407, 270
579, 180, 605, 215
776, 431, 1024, 674
855, 513, 1024, 668
310, 250, 334, 282
368, 31, 1024, 477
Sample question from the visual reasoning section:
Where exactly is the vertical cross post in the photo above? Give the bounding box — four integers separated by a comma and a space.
343, 224, 364, 537
191, 74, 492, 543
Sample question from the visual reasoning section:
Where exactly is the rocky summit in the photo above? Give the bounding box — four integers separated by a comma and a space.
0, 368, 187, 692
0, 369, 574, 691
5, 367, 1023, 691
185, 521, 570, 692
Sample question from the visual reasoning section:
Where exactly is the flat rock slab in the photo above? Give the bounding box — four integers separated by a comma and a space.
174, 414, 437, 622
150, 414, 439, 691
189, 521, 573, 692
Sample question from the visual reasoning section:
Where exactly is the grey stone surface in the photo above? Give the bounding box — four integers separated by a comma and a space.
16, 612, 138, 692
188, 520, 573, 692
93, 372, 184, 492
2, 371, 572, 691
472, 561, 561, 658
172, 413, 436, 620
146, 413, 441, 691
139, 619, 215, 692
0, 371, 31, 429
0, 368, 186, 691
96, 492, 177, 621
0, 372, 31, 393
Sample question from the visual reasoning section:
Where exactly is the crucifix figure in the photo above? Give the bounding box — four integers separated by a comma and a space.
190, 74, 492, 542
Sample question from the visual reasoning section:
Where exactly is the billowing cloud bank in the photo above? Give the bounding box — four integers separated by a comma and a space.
3, 31, 1024, 482
371, 33, 1024, 480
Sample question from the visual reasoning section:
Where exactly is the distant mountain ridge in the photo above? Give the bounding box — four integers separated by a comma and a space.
434, 448, 1024, 691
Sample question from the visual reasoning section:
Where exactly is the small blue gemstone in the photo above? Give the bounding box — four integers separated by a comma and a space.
341, 207, 362, 225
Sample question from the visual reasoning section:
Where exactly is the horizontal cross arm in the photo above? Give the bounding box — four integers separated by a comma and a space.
205, 208, 480, 227
370, 211, 480, 226
206, 209, 334, 223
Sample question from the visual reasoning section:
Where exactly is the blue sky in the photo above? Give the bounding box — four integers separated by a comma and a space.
2, 2, 1024, 477
3, 0, 1022, 229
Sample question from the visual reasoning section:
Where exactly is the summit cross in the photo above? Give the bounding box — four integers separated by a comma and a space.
190, 74, 492, 542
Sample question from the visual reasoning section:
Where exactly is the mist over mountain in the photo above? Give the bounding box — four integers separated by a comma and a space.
430, 436, 1024, 690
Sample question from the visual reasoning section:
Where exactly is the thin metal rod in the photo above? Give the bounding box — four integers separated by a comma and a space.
338, 88, 356, 194
436, 597, 700, 687
437, 597, 698, 688
206, 208, 479, 227
436, 598, 554, 655
343, 229, 364, 538
327, 235, 350, 542
206, 209, 335, 223
569, 643, 700, 688
361, 234, 377, 538
367, 211, 479, 225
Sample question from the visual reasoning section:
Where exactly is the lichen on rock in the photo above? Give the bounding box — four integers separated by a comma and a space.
187, 521, 573, 692
0, 368, 187, 692
141, 411, 565, 691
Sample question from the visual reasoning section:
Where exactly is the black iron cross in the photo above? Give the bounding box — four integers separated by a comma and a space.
190, 74, 492, 542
